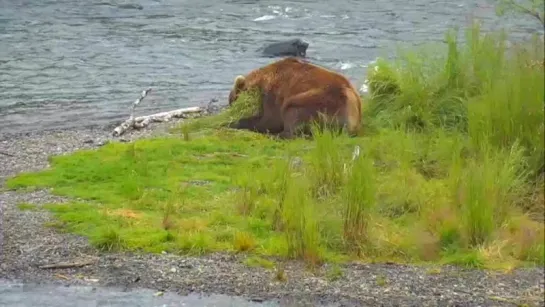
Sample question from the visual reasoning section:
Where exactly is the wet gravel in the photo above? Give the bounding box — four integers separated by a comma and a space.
0, 118, 544, 307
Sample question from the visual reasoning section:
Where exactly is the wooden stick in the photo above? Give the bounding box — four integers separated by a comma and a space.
112, 88, 152, 137
0, 150, 15, 157
54, 273, 71, 280
132, 88, 152, 119
508, 1, 545, 26
112, 88, 205, 137
39, 259, 97, 270
112, 106, 204, 136
343, 145, 362, 175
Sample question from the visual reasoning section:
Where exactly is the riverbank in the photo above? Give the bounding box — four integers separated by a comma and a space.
1, 120, 544, 307
3, 20, 545, 306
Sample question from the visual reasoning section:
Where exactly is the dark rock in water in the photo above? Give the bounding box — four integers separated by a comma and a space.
117, 4, 144, 10
251, 297, 265, 303
260, 39, 309, 58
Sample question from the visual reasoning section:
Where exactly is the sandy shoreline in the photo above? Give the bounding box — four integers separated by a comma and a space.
0, 119, 544, 307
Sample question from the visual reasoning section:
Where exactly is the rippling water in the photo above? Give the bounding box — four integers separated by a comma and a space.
0, 281, 282, 307
0, 0, 541, 134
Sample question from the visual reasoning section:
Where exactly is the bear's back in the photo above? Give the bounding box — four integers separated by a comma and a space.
251, 57, 355, 94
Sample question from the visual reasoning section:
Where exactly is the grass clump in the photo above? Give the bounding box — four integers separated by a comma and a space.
6, 22, 544, 270
452, 143, 527, 247
342, 150, 376, 254
178, 88, 262, 133
281, 170, 323, 266
233, 231, 257, 252
325, 264, 344, 281
92, 227, 126, 252
244, 256, 276, 269
364, 22, 544, 178
16, 202, 38, 211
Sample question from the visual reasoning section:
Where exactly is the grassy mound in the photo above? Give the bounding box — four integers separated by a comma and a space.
7, 24, 544, 270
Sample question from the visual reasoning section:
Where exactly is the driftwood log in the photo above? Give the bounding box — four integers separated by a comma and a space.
112, 88, 205, 137
0, 150, 15, 157
39, 258, 98, 270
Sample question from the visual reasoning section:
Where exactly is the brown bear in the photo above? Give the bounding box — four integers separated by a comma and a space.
226, 57, 362, 139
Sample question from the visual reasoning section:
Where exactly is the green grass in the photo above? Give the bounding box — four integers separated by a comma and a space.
6, 23, 544, 270
244, 256, 276, 269
325, 264, 344, 281
16, 202, 39, 211
176, 88, 262, 134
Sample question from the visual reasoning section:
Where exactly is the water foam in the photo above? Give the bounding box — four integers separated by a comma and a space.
253, 15, 276, 21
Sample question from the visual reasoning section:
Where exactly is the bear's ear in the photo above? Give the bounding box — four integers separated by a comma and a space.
233, 75, 246, 93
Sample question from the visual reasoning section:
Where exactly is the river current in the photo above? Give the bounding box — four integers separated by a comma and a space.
0, 0, 541, 133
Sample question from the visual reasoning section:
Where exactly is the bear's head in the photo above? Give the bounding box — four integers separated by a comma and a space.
228, 75, 246, 106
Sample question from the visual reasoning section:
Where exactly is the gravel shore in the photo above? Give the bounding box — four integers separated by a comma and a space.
1, 119, 544, 307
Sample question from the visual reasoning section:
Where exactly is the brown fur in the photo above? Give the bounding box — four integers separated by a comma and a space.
227, 57, 362, 139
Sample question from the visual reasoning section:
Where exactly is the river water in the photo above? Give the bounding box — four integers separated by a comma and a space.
0, 280, 285, 307
0, 0, 542, 134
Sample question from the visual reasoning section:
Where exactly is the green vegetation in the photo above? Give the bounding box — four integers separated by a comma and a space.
6, 23, 544, 270
179, 88, 262, 133
244, 256, 276, 269
375, 274, 389, 287
325, 264, 344, 281
16, 202, 38, 211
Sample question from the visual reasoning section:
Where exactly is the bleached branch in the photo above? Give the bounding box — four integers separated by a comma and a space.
112, 88, 205, 137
